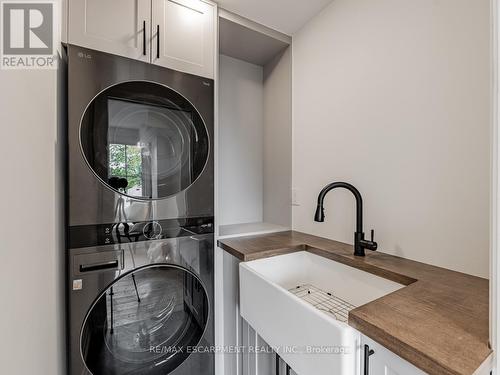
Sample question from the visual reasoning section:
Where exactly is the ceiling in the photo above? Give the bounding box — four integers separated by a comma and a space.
215, 0, 335, 35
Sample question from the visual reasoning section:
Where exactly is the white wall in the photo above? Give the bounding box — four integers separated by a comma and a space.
219, 54, 264, 225
263, 47, 292, 227
0, 2, 65, 373
292, 0, 491, 277
0, 68, 64, 372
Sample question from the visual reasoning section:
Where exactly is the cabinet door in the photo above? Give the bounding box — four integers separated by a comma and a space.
152, 0, 216, 78
69, 0, 151, 62
361, 336, 427, 375
217, 248, 280, 375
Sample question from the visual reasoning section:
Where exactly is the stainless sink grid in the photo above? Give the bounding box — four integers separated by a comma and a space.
288, 284, 356, 323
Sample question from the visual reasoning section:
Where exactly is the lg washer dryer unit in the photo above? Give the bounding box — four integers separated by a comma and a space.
67, 45, 214, 227
68, 221, 214, 375
66, 46, 215, 375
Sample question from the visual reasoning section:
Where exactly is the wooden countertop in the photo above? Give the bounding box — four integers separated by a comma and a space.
218, 230, 491, 375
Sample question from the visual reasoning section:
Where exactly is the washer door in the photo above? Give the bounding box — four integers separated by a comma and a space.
81, 265, 209, 375
80, 81, 210, 200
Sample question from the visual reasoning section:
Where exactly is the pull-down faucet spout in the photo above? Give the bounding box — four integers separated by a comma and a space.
314, 182, 377, 257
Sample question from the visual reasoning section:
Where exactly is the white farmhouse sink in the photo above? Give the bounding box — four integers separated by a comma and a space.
239, 251, 404, 375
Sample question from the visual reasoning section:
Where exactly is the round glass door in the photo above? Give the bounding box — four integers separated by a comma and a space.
81, 265, 209, 375
80, 81, 210, 200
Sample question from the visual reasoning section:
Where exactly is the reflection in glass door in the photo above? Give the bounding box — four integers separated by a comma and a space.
109, 143, 143, 196
80, 81, 209, 200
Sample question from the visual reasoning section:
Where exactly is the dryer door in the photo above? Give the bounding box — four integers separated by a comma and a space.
80, 264, 209, 375
80, 81, 210, 200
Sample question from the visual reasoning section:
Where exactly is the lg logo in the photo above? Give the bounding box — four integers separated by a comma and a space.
2, 2, 53, 54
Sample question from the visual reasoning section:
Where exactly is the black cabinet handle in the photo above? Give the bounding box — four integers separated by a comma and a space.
156, 25, 160, 59
142, 20, 146, 55
364, 344, 375, 375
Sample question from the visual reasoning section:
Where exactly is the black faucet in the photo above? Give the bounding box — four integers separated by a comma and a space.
314, 182, 377, 257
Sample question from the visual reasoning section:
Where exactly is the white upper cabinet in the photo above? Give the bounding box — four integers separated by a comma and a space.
69, 0, 151, 62
152, 0, 216, 78
68, 0, 216, 78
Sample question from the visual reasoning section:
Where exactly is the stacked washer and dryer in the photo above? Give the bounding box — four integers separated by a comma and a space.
66, 45, 215, 375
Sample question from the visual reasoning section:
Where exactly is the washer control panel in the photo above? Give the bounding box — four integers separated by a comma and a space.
68, 217, 214, 248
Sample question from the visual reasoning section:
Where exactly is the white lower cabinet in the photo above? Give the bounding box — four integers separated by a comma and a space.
361, 335, 426, 375
241, 319, 277, 375
217, 248, 278, 375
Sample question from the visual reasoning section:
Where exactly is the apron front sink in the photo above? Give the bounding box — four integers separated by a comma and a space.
239, 251, 404, 375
